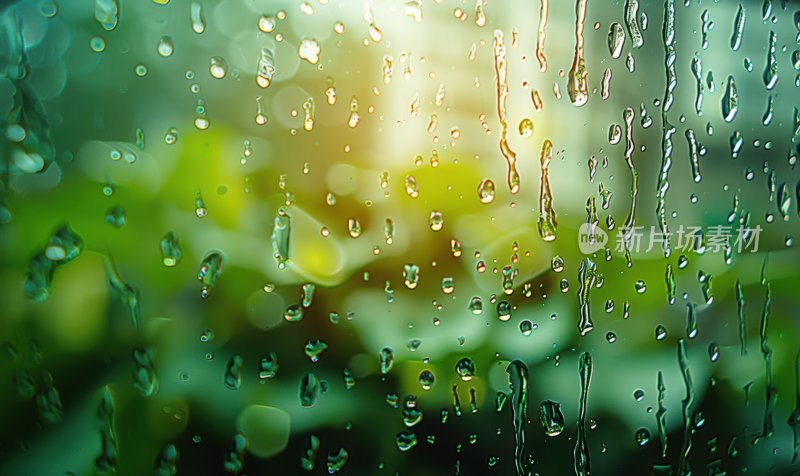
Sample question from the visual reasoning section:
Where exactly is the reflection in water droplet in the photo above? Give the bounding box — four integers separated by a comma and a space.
209, 56, 227, 79
380, 347, 394, 374
518, 118, 534, 138
197, 251, 225, 299
635, 428, 651, 446
256, 48, 276, 88
468, 296, 483, 314
347, 96, 361, 128
624, 0, 643, 48
104, 206, 126, 228
429, 211, 443, 231
157, 36, 174, 57
258, 15, 276, 33
455, 357, 475, 381
477, 179, 495, 204
403, 264, 419, 289
224, 355, 243, 390
567, 0, 589, 107
540, 400, 564, 436
95, 0, 119, 31
608, 22, 625, 58
497, 300, 512, 321
299, 38, 321, 64
191, 0, 205, 34
326, 447, 349, 474
492, 30, 520, 194
722, 75, 738, 123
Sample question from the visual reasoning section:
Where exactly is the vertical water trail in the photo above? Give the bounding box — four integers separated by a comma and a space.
538, 140, 557, 241
574, 352, 593, 476
624, 0, 644, 48
763, 31, 778, 90
722, 76, 739, 123
272, 207, 292, 269
656, 371, 668, 458
95, 386, 118, 473
731, 4, 745, 51
577, 258, 597, 336
493, 30, 520, 194
506, 360, 529, 476
691, 55, 703, 116
686, 129, 702, 183
536, 0, 549, 72
568, 0, 589, 107
657, 0, 676, 258
789, 350, 800, 463
755, 282, 776, 443
665, 263, 676, 304
676, 340, 695, 476
622, 107, 638, 260
736, 280, 747, 355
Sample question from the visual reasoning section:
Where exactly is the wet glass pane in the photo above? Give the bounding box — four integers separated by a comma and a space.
0, 0, 799, 474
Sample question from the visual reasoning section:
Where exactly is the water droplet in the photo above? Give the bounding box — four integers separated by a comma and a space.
190, 0, 205, 33
90, 36, 106, 52
26, 225, 84, 302
419, 370, 435, 390
634, 280, 646, 294
223, 355, 243, 390
722, 75, 738, 122
468, 296, 483, 314
496, 300, 512, 321
164, 127, 178, 145
304, 340, 328, 363
95, 0, 119, 31
104, 206, 126, 228
396, 432, 417, 452
284, 303, 303, 322
298, 38, 321, 64
608, 22, 625, 59
428, 211, 443, 231
708, 342, 720, 362
197, 251, 225, 299
256, 48, 276, 88
157, 36, 174, 57
258, 15, 276, 33
326, 448, 349, 474
518, 118, 534, 138
272, 207, 291, 269
380, 347, 394, 374
403, 264, 419, 289
132, 347, 158, 396
347, 96, 360, 128
540, 400, 565, 436
209, 56, 227, 79
300, 372, 320, 407
551, 255, 565, 272
520, 320, 535, 336
455, 357, 475, 381
635, 428, 651, 447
